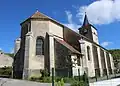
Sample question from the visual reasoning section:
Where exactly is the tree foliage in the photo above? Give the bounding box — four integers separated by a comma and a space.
0, 66, 12, 78
108, 49, 120, 68
108, 49, 120, 60
5, 53, 14, 58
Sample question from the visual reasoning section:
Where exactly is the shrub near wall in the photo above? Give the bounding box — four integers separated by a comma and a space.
0, 66, 12, 78
28, 69, 88, 86
71, 80, 85, 86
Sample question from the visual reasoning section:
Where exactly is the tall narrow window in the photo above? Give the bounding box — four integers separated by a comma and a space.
87, 46, 91, 60
77, 55, 81, 66
36, 37, 44, 55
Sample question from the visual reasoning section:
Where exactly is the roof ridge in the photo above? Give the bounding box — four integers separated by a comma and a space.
30, 10, 49, 19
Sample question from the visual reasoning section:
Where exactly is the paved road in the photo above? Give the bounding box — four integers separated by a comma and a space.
90, 78, 120, 86
0, 78, 70, 86
2, 77, 120, 86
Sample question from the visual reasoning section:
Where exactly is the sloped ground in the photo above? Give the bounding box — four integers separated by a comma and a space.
90, 78, 120, 86
0, 53, 13, 67
0, 78, 70, 86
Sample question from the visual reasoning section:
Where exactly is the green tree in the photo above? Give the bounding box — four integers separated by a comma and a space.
108, 49, 120, 68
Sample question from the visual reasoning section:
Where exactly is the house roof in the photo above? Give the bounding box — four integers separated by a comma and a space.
30, 10, 49, 19
0, 53, 13, 67
20, 10, 64, 26
20, 10, 49, 25
55, 38, 82, 55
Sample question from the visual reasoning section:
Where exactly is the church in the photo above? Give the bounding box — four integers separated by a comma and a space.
13, 11, 114, 79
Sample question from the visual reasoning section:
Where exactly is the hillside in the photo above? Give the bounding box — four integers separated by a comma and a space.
108, 49, 120, 68
108, 49, 120, 60
0, 52, 13, 67
5, 53, 14, 58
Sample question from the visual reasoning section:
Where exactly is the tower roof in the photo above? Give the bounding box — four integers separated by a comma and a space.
20, 10, 50, 25
30, 10, 49, 19
82, 13, 89, 26
79, 12, 97, 30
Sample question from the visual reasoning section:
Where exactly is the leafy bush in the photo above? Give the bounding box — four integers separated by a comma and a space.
55, 77, 76, 83
57, 81, 61, 86
55, 76, 85, 83
55, 78, 65, 86
71, 72, 89, 86
74, 76, 83, 81
29, 76, 87, 86
82, 72, 89, 85
61, 78, 64, 86
0, 66, 12, 78
29, 76, 52, 83
28, 70, 88, 86
71, 80, 85, 86
40, 69, 49, 77
29, 69, 50, 82
5, 53, 14, 58
63, 77, 74, 83
55, 77, 62, 82
42, 77, 52, 83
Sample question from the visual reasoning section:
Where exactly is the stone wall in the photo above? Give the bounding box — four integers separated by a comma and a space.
80, 39, 95, 77
92, 45, 100, 76
106, 52, 112, 74
100, 48, 107, 76
14, 22, 29, 79
54, 39, 72, 77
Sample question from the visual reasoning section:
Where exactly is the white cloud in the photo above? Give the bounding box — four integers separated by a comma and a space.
77, 0, 120, 25
101, 41, 113, 47
65, 11, 73, 24
64, 11, 81, 32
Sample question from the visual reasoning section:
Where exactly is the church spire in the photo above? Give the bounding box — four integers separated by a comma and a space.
82, 12, 89, 26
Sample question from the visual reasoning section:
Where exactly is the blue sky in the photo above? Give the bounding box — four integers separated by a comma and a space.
0, 0, 120, 53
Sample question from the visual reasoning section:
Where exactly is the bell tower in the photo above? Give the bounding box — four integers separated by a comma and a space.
79, 13, 99, 44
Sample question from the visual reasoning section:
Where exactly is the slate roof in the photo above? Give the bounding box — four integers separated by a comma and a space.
30, 11, 49, 19
55, 38, 82, 55
83, 13, 89, 26
20, 10, 64, 26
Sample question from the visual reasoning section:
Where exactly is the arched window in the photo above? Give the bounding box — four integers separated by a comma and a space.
36, 37, 44, 55
87, 46, 91, 60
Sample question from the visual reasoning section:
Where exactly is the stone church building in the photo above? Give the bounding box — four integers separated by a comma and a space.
13, 11, 114, 79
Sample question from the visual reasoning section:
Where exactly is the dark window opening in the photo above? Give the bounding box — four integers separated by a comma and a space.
28, 23, 31, 32
87, 46, 91, 60
36, 37, 44, 55
77, 56, 81, 66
